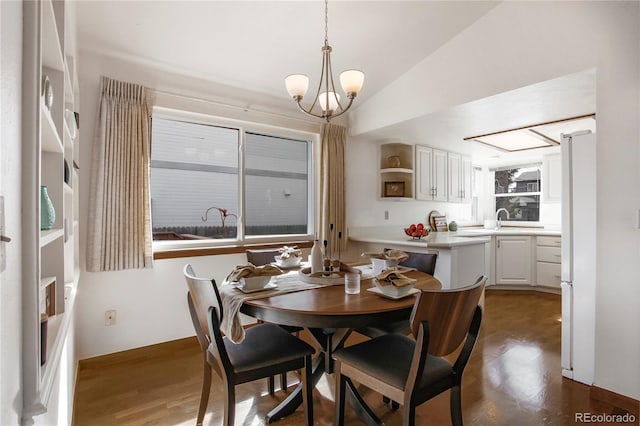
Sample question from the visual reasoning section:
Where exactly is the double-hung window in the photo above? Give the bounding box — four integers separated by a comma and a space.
150, 110, 315, 247
492, 164, 541, 223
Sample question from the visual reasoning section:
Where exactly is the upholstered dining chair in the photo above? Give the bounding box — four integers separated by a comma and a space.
334, 276, 486, 426
245, 248, 303, 394
357, 252, 438, 338
183, 264, 314, 426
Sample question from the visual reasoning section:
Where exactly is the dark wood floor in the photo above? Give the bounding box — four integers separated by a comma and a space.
73, 291, 635, 425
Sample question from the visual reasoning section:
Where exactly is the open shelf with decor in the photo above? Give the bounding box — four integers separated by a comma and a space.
379, 141, 414, 200
21, 0, 80, 423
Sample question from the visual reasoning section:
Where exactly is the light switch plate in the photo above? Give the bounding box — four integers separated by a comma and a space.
0, 196, 5, 272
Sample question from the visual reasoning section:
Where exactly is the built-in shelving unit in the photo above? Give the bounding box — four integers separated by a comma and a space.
379, 142, 414, 200
22, 0, 80, 423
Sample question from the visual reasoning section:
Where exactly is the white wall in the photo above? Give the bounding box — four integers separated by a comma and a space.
350, 1, 640, 400
76, 53, 319, 358
0, 1, 24, 423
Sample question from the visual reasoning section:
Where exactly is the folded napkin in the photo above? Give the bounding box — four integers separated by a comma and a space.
278, 245, 302, 259
375, 268, 414, 287
225, 263, 283, 282
361, 249, 409, 262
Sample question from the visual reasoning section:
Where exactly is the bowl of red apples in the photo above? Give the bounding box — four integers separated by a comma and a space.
404, 223, 429, 239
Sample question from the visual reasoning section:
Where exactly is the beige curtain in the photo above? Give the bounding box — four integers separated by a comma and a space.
87, 77, 153, 271
319, 123, 347, 255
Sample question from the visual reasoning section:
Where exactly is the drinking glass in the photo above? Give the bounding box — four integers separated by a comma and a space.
344, 271, 361, 294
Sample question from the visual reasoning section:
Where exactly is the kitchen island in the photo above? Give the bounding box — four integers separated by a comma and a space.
348, 227, 490, 289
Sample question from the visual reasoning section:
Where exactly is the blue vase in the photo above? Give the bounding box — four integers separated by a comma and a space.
40, 186, 55, 230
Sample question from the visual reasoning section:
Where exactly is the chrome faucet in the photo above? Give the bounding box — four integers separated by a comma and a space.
495, 208, 510, 230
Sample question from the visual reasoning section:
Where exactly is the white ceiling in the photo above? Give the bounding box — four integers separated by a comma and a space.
75, 1, 596, 164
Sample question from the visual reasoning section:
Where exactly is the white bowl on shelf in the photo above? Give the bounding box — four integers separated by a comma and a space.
274, 255, 302, 268
371, 258, 400, 275
373, 277, 416, 298
239, 275, 272, 290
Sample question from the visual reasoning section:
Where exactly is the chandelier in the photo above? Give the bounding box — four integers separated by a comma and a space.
284, 0, 364, 122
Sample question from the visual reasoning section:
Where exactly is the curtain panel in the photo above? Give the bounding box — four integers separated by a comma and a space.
87, 77, 153, 271
319, 123, 347, 254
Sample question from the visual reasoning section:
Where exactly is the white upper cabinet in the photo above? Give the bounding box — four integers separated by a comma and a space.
415, 145, 447, 201
543, 153, 562, 203
447, 152, 472, 203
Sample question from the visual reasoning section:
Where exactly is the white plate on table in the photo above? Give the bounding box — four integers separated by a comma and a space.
233, 282, 278, 293
366, 286, 420, 300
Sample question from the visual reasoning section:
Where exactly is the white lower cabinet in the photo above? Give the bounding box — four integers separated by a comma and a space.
536, 236, 562, 288
495, 236, 532, 285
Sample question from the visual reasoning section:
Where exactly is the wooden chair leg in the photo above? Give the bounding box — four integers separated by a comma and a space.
334, 364, 346, 426
267, 376, 275, 395
280, 372, 288, 393
196, 361, 211, 426
450, 384, 463, 426
302, 355, 314, 426
223, 380, 235, 426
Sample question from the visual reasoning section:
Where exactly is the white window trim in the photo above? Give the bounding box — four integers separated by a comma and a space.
151, 107, 320, 251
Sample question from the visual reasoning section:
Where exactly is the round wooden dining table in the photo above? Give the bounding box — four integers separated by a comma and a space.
240, 269, 441, 424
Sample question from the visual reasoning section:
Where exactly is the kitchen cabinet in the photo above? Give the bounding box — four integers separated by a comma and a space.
543, 153, 561, 203
447, 152, 472, 203
379, 142, 414, 200
22, 0, 80, 422
536, 236, 562, 288
495, 236, 532, 285
415, 145, 447, 201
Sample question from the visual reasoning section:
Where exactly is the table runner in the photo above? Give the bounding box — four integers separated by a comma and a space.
219, 270, 341, 343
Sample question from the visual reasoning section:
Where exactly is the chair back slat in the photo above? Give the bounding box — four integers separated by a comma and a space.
410, 276, 486, 357
183, 264, 223, 351
400, 252, 438, 275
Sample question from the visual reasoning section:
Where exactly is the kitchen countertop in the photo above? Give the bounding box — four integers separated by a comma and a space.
454, 227, 561, 237
348, 226, 560, 249
349, 227, 490, 249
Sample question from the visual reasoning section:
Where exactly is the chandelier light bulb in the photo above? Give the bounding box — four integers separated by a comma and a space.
340, 70, 365, 96
319, 91, 340, 112
285, 74, 309, 99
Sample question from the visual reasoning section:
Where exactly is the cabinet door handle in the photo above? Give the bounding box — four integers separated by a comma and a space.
0, 235, 10, 243
497, 240, 500, 248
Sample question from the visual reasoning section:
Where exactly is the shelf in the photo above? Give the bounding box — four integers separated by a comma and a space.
40, 228, 64, 247
41, 103, 63, 153
39, 276, 56, 290
41, 0, 64, 71
381, 196, 413, 201
380, 167, 414, 174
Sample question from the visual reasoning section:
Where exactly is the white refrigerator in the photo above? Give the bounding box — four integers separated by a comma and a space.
561, 130, 596, 385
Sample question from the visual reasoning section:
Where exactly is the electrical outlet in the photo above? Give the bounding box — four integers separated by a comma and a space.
105, 310, 116, 326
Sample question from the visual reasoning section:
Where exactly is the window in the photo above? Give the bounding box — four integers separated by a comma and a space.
150, 113, 314, 245
493, 165, 541, 222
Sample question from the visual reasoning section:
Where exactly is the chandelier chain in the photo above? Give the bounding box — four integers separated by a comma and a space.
324, 0, 329, 46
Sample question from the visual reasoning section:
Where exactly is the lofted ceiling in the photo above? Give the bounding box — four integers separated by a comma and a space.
75, 1, 499, 103
75, 1, 595, 164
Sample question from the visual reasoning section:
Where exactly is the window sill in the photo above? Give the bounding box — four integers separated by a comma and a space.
153, 240, 313, 260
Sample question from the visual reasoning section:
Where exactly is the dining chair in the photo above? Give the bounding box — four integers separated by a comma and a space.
183, 264, 314, 426
357, 252, 438, 339
334, 276, 486, 426
245, 248, 304, 394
